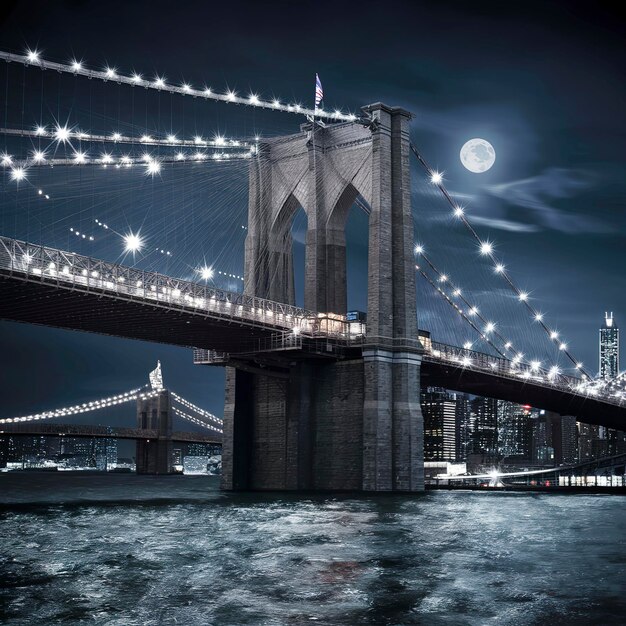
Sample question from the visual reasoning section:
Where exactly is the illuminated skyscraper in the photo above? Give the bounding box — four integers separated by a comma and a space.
421, 387, 457, 461
599, 312, 619, 379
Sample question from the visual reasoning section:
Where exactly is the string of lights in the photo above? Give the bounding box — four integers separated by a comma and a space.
0, 125, 251, 149
415, 245, 574, 382
409, 142, 590, 379
0, 48, 357, 122
170, 391, 223, 426
0, 386, 152, 424
171, 406, 223, 434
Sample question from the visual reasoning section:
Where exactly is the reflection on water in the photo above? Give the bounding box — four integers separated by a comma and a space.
1, 474, 625, 625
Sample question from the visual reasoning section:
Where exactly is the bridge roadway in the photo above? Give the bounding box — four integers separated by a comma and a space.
0, 422, 222, 443
1, 236, 625, 429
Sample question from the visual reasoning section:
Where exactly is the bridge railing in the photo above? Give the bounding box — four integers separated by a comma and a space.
0, 236, 360, 339
424, 340, 626, 405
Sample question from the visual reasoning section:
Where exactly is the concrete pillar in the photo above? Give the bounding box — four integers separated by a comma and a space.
136, 389, 173, 474
362, 104, 423, 491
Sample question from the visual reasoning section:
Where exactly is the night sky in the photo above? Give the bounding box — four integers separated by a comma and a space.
0, 0, 624, 424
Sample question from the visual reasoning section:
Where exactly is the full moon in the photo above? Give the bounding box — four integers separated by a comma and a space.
460, 138, 496, 173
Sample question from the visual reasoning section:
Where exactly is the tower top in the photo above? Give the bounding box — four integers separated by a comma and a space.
605, 312, 615, 328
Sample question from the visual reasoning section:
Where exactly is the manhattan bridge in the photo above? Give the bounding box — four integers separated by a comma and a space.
0, 48, 625, 491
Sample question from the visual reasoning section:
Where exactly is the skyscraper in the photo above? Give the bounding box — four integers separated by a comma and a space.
599, 312, 619, 379
421, 387, 457, 461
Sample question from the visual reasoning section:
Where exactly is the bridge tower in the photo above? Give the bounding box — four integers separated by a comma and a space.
136, 389, 174, 474
222, 103, 424, 492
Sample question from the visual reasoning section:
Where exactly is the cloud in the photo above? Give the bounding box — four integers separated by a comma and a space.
485, 168, 610, 233
469, 215, 540, 233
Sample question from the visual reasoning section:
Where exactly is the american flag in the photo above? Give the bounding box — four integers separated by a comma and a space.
315, 73, 323, 109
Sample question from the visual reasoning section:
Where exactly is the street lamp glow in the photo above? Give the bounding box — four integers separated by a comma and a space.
123, 232, 143, 253
111, 132, 122, 141
73, 151, 87, 164
167, 134, 177, 143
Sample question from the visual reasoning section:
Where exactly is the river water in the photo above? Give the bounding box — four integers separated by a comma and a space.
1, 473, 625, 625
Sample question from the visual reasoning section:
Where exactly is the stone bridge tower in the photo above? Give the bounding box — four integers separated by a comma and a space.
222, 103, 424, 492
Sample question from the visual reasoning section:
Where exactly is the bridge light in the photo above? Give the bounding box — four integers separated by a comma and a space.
145, 160, 161, 176
248, 93, 260, 104
132, 72, 142, 83
530, 360, 541, 372
479, 241, 493, 256
182, 83, 192, 92
105, 67, 117, 79
273, 99, 281, 107
534, 313, 543, 322
468, 306, 479, 316
32, 150, 46, 163
548, 365, 561, 379
438, 274, 448, 283
10, 167, 26, 182
430, 171, 443, 184
518, 291, 528, 302
35, 125, 46, 136
576, 362, 583, 369
204, 87, 212, 96
54, 125, 71, 143
414, 244, 424, 255
453, 206, 464, 217
154, 76, 166, 88
73, 151, 87, 164
26, 49, 40, 63
141, 134, 152, 143
199, 266, 214, 281
559, 343, 567, 351
123, 232, 143, 253
461, 356, 471, 367
550, 331, 559, 340
495, 263, 505, 274
485, 322, 495, 334
453, 288, 461, 296
175, 152, 185, 161
111, 132, 122, 141
226, 90, 237, 101
101, 152, 113, 164
463, 341, 472, 350
167, 134, 177, 143
71, 60, 83, 72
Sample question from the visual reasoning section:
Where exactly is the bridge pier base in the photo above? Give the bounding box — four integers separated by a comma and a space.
221, 353, 424, 492
136, 390, 174, 474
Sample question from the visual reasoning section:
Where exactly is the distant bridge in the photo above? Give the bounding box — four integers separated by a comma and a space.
0, 422, 220, 444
